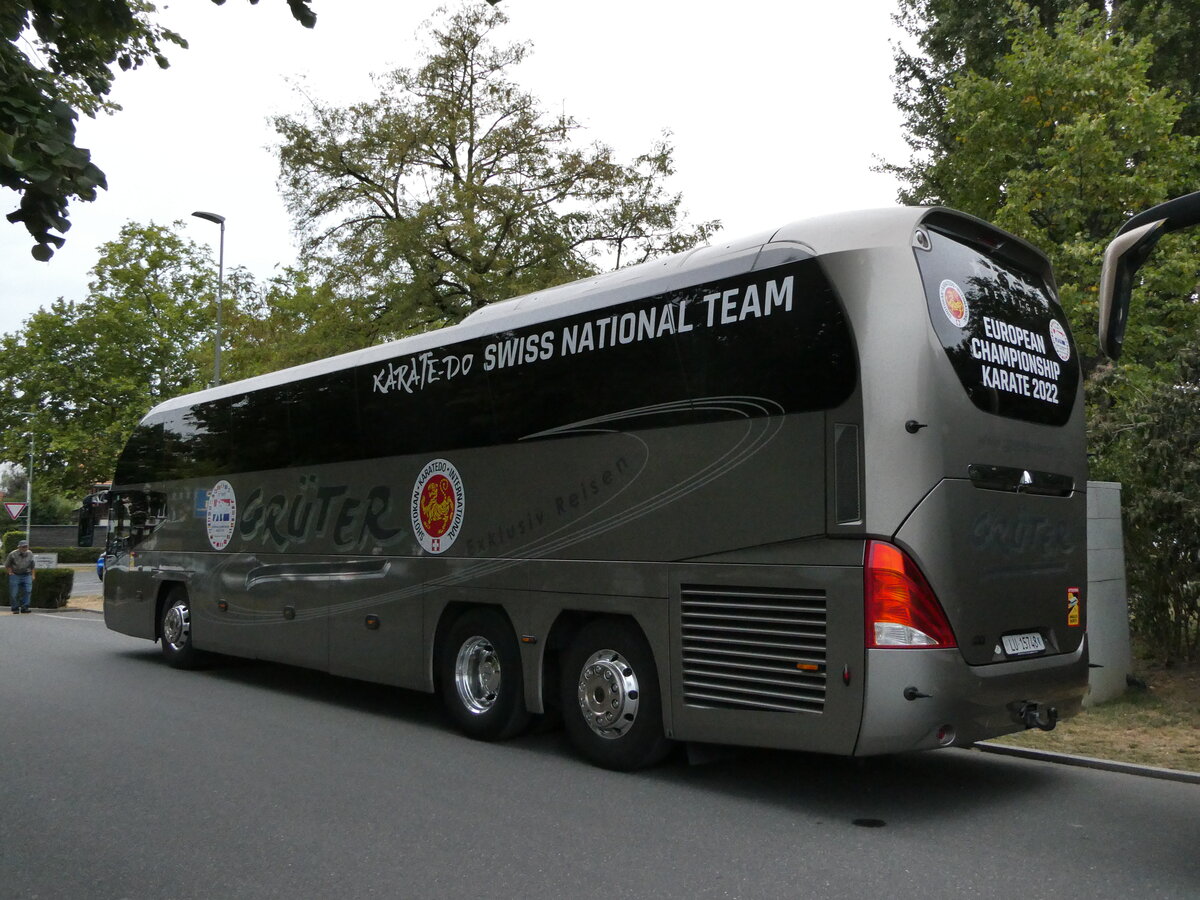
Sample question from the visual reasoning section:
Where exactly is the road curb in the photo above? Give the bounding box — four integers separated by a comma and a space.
975, 741, 1200, 784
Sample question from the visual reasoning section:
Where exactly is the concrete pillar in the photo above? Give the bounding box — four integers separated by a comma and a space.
1086, 481, 1134, 705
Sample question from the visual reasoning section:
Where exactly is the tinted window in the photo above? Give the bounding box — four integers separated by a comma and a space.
113, 420, 163, 485
361, 258, 855, 444
114, 258, 857, 484
289, 369, 362, 466
671, 262, 856, 420
917, 229, 1079, 425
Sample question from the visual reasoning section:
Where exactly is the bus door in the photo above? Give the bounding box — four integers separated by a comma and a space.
102, 489, 168, 631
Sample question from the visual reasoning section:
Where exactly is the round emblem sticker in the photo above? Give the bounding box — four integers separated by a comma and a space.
1049, 319, 1071, 361
411, 459, 465, 554
206, 480, 237, 551
939, 279, 970, 328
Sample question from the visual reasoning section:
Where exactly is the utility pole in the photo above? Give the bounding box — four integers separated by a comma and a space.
26, 429, 32, 544
15, 411, 32, 544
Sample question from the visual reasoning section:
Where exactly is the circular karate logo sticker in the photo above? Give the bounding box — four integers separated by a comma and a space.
939, 279, 970, 328
1049, 319, 1071, 361
411, 459, 465, 554
206, 480, 237, 551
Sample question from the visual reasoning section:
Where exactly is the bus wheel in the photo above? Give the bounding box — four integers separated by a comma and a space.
561, 619, 671, 771
160, 587, 203, 670
438, 608, 531, 741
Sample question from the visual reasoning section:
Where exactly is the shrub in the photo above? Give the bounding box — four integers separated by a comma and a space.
1090, 353, 1200, 663
3, 531, 27, 555
1, 569, 74, 609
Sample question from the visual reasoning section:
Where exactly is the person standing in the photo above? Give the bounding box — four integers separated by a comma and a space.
5, 538, 35, 613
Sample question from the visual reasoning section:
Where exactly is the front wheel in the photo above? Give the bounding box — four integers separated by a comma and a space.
159, 587, 204, 669
560, 619, 671, 771
438, 608, 531, 741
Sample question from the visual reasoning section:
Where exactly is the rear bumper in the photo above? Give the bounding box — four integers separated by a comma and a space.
854, 635, 1089, 755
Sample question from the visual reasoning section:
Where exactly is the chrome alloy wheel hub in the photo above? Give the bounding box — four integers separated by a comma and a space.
162, 603, 190, 651
455, 635, 502, 715
577, 649, 639, 739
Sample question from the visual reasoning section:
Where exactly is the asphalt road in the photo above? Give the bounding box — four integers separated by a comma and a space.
68, 563, 102, 597
2, 611, 1197, 899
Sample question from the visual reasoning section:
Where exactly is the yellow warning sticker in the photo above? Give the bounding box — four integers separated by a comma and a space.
1067, 587, 1081, 627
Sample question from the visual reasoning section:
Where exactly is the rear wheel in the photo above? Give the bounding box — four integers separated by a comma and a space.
438, 608, 531, 741
561, 619, 671, 771
159, 587, 203, 669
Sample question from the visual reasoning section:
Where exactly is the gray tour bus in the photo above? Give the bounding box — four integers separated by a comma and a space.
99, 198, 1195, 770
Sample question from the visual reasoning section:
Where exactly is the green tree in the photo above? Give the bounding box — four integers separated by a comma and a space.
888, 0, 1097, 206
887, 0, 1200, 205
1090, 352, 1200, 662
274, 3, 718, 341
0, 221, 215, 496
218, 266, 360, 377
1110, 0, 1200, 135
1, 0, 315, 261
891, 3, 1200, 369
888, 2, 1200, 663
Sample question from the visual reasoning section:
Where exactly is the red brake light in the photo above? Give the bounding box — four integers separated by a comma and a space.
865, 541, 957, 649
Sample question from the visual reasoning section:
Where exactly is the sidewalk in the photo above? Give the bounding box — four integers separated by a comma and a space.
65, 592, 103, 613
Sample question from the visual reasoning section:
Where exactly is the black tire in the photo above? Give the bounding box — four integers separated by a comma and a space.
159, 586, 204, 670
438, 607, 531, 741
560, 618, 672, 771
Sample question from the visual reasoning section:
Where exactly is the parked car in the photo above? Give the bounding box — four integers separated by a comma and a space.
96, 553, 105, 581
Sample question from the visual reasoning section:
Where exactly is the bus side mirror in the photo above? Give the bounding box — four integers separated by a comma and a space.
1099, 190, 1200, 360
78, 499, 95, 548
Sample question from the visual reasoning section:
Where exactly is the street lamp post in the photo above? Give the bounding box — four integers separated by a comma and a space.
15, 411, 32, 544
25, 430, 32, 545
192, 211, 226, 387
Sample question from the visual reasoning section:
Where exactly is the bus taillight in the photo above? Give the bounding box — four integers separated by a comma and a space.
865, 540, 957, 649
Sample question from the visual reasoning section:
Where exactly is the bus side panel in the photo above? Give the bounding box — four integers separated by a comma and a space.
667, 561, 865, 754
329, 558, 424, 687
442, 414, 827, 567
185, 552, 254, 658
232, 553, 331, 670
171, 551, 326, 666
513, 559, 672, 715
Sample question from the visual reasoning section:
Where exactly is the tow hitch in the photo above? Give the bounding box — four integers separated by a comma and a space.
1014, 701, 1058, 732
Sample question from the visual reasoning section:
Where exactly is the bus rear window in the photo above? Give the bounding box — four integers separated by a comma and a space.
916, 228, 1079, 426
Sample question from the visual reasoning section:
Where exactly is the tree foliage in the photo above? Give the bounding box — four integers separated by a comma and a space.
888, 3, 1200, 369
1090, 353, 1200, 662
274, 3, 718, 341
888, 0, 1200, 205
0, 222, 215, 497
1, 0, 314, 261
888, 0, 1102, 205
218, 267, 360, 378
888, 1, 1200, 662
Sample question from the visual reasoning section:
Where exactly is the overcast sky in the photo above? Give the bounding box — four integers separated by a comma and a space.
0, 0, 909, 336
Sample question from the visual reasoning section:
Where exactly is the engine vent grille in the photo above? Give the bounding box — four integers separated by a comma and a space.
680, 585, 827, 714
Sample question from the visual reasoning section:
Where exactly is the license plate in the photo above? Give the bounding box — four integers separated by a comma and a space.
1002, 632, 1046, 657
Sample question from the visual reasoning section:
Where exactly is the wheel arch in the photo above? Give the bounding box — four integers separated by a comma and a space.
432, 601, 520, 693
540, 610, 665, 723
153, 580, 188, 642
555, 612, 674, 769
